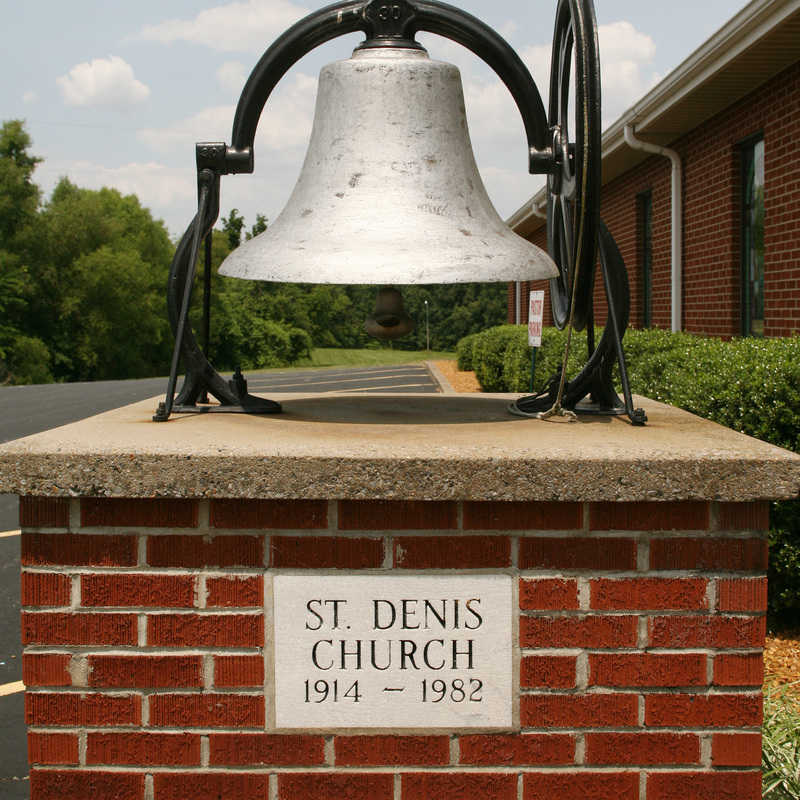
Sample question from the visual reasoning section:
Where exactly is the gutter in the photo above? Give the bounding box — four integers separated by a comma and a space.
623, 125, 683, 333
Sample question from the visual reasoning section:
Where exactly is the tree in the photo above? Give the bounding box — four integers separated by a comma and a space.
221, 208, 245, 250
21, 178, 173, 381
0, 120, 49, 383
245, 214, 268, 240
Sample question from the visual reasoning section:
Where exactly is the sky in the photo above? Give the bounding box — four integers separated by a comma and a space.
1, 0, 750, 238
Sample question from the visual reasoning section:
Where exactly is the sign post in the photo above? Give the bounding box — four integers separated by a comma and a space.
527, 290, 545, 392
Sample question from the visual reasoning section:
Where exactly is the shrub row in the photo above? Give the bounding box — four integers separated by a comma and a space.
459, 325, 800, 628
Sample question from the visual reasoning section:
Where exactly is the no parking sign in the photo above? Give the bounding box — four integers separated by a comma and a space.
528, 290, 544, 347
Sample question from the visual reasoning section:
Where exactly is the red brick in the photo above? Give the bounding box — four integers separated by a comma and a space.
649, 615, 765, 648
591, 577, 708, 610
26, 693, 140, 726
463, 501, 582, 530
520, 655, 577, 689
520, 578, 579, 610
153, 773, 268, 800
590, 653, 707, 687
339, 500, 457, 530
460, 734, 574, 765
713, 653, 764, 686
210, 733, 324, 765
147, 613, 263, 647
647, 771, 762, 800
21, 572, 71, 607
211, 498, 327, 529
394, 536, 510, 568
650, 537, 768, 570
271, 536, 383, 568
403, 773, 517, 800
279, 773, 394, 800
214, 655, 264, 687
717, 577, 767, 611
712, 732, 762, 766
336, 735, 449, 766
645, 693, 763, 727
519, 537, 636, 570
521, 615, 638, 648
23, 653, 72, 687
87, 732, 201, 766
81, 497, 197, 528
88, 655, 203, 688
206, 575, 263, 607
19, 496, 69, 528
149, 693, 264, 727
28, 732, 79, 765
147, 535, 263, 567
590, 501, 710, 531
521, 694, 638, 727
717, 502, 770, 530
22, 612, 137, 645
22, 533, 137, 566
523, 772, 640, 799
585, 732, 700, 765
81, 574, 194, 607
30, 770, 144, 800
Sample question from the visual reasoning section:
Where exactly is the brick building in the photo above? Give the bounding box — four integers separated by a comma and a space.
508, 0, 800, 339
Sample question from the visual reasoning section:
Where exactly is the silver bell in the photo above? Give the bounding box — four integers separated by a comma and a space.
219, 45, 557, 285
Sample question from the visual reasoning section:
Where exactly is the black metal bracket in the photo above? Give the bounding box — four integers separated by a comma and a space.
511, 221, 647, 425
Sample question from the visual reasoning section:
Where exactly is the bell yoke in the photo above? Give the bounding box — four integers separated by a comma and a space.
154, 0, 645, 426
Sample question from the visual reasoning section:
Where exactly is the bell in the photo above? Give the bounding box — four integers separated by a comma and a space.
219, 45, 557, 285
364, 287, 415, 340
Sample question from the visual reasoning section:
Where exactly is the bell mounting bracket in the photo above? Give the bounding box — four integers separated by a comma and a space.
155, 0, 645, 426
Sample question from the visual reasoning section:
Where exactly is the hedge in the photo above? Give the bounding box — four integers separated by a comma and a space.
461, 324, 800, 628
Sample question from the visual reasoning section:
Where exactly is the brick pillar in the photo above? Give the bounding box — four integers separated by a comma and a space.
21, 494, 768, 799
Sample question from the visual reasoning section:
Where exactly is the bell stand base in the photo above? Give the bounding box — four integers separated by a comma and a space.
153, 169, 283, 423
509, 221, 647, 427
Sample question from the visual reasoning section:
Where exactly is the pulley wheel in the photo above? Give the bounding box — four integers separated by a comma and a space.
547, 0, 601, 331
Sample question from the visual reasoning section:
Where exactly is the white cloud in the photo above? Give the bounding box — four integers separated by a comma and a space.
217, 61, 249, 96
138, 72, 317, 155
22, 90, 38, 105
36, 159, 195, 231
138, 0, 308, 52
522, 21, 657, 127
57, 56, 150, 109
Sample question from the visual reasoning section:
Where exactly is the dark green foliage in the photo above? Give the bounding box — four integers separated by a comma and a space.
769, 502, 800, 624
456, 333, 478, 371
463, 324, 800, 629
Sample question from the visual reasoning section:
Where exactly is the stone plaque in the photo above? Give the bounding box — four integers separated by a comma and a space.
273, 575, 513, 729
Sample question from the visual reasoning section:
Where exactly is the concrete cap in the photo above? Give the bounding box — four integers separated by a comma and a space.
1, 393, 798, 501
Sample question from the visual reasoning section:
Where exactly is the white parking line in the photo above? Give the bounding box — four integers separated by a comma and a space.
0, 681, 25, 697
0, 530, 20, 539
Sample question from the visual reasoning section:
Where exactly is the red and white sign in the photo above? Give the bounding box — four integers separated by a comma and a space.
528, 290, 545, 347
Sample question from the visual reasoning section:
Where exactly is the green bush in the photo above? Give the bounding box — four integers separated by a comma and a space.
456, 333, 478, 371
471, 325, 522, 392
461, 325, 800, 629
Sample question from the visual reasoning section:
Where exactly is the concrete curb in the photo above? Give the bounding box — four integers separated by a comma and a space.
424, 360, 457, 395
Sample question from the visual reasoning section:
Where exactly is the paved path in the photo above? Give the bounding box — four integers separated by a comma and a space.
0, 363, 439, 798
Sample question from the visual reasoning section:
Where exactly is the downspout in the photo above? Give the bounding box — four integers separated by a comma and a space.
623, 124, 683, 332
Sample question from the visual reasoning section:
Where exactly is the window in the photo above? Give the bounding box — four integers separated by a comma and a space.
741, 137, 764, 336
637, 191, 653, 328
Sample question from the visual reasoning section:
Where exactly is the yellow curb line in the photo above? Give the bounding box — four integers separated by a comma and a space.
0, 681, 25, 697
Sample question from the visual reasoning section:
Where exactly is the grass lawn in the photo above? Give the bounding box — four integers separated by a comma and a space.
293, 348, 454, 368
